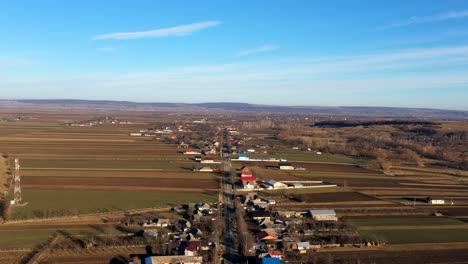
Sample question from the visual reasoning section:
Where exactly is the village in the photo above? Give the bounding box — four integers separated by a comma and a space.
1, 112, 467, 264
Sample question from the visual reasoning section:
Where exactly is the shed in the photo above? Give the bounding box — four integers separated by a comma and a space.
309, 209, 338, 221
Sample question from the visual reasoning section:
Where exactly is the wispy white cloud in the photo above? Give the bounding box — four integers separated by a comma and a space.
384, 10, 468, 29
96, 47, 119, 52
93, 21, 221, 40
235, 45, 278, 57
384, 30, 468, 46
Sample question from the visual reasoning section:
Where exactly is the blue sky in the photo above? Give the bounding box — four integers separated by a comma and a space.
1, 0, 468, 110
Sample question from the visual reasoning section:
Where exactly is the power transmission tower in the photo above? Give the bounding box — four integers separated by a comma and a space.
13, 158, 23, 204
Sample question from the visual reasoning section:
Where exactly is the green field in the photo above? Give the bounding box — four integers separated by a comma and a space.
12, 190, 217, 219
353, 217, 468, 244
0, 228, 124, 249
20, 159, 195, 170
22, 170, 218, 179
351, 218, 467, 228
359, 228, 468, 244
249, 151, 368, 164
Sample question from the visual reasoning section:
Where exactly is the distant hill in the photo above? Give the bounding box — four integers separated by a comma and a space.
2, 99, 467, 120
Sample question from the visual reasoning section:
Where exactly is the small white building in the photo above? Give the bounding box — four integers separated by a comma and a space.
427, 196, 445, 204
279, 162, 295, 170
247, 149, 256, 153
309, 210, 338, 221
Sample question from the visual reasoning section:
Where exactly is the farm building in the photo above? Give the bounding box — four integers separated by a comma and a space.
264, 179, 288, 189
184, 148, 201, 155
427, 196, 445, 204
247, 149, 256, 153
238, 153, 249, 160
289, 182, 303, 188
242, 176, 257, 189
201, 158, 221, 164
240, 166, 254, 177
197, 167, 216, 172
279, 162, 294, 170
194, 156, 202, 161
309, 210, 338, 221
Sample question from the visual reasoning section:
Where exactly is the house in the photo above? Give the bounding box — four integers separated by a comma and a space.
238, 153, 249, 160
184, 242, 198, 256
279, 162, 295, 170
282, 237, 300, 251
277, 211, 295, 218
240, 166, 254, 177
184, 241, 211, 256
255, 230, 278, 241
196, 203, 211, 211
309, 210, 338, 221
297, 241, 311, 253
247, 149, 256, 153
144, 256, 203, 264
154, 218, 171, 227
242, 176, 257, 189
194, 156, 202, 161
258, 217, 274, 228
427, 196, 445, 204
250, 210, 271, 220
264, 179, 288, 189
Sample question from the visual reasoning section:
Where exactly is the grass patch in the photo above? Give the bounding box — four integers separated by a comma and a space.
359, 228, 468, 244
0, 228, 124, 249
22, 170, 218, 179
351, 218, 467, 228
20, 159, 195, 170
12, 189, 217, 220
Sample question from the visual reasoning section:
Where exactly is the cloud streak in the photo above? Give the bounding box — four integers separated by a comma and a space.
384, 10, 468, 29
94, 21, 221, 40
235, 45, 278, 57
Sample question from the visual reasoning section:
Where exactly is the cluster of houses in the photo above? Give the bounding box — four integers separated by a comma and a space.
130, 127, 174, 137
127, 203, 219, 264
67, 116, 131, 127
242, 193, 339, 262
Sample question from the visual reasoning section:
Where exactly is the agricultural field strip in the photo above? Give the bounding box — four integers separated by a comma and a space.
0, 137, 135, 142
22, 185, 220, 192
22, 172, 217, 179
